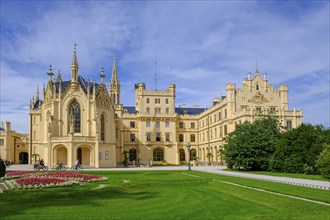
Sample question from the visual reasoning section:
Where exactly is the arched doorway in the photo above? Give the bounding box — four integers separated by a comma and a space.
129, 149, 137, 161
190, 149, 196, 161
19, 152, 28, 164
179, 149, 185, 163
53, 145, 68, 166
76, 146, 91, 165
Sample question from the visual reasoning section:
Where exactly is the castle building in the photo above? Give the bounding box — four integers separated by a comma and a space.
0, 121, 29, 164
1, 47, 303, 167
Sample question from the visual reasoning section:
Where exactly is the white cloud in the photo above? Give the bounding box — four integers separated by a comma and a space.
1, 1, 329, 132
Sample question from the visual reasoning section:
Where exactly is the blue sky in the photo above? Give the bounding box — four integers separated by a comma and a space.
1, 1, 329, 133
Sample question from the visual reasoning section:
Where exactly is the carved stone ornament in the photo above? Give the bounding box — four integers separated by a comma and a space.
96, 86, 111, 109
248, 91, 269, 104
44, 84, 53, 108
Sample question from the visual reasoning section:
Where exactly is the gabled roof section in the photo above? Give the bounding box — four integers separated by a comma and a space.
123, 106, 137, 114
33, 100, 43, 110
175, 107, 207, 115
55, 76, 100, 94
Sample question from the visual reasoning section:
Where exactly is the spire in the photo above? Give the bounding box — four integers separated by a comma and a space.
36, 84, 39, 100
111, 56, 119, 83
47, 65, 54, 81
72, 43, 78, 67
255, 58, 259, 75
57, 69, 62, 82
110, 56, 120, 105
71, 44, 79, 82
100, 67, 105, 83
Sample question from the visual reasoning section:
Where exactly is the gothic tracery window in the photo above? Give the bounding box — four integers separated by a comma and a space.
101, 114, 105, 141
69, 99, 81, 133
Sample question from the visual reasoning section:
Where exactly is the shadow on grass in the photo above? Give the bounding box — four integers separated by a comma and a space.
0, 184, 156, 219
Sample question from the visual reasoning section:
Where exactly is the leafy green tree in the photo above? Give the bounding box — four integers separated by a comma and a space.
270, 124, 329, 174
0, 157, 6, 177
223, 115, 281, 171
317, 144, 330, 178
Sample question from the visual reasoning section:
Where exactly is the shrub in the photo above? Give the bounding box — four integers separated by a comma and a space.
0, 158, 6, 178
317, 144, 330, 179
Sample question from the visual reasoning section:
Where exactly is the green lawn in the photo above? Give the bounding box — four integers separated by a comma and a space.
225, 169, 329, 181
0, 171, 329, 220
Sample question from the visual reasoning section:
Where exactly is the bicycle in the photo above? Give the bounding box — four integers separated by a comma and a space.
51, 165, 67, 171
71, 164, 83, 171
34, 164, 48, 171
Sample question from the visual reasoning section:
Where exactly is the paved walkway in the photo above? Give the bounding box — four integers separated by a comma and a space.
6, 164, 330, 190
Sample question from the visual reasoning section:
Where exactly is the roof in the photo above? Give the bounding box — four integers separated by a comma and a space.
33, 100, 43, 110
123, 106, 137, 114
175, 107, 207, 115
55, 76, 100, 94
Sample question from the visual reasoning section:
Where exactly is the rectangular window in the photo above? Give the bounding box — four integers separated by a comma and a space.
156, 133, 161, 141
166, 98, 169, 104
270, 107, 276, 112
146, 107, 150, 114
224, 125, 228, 135
146, 121, 151, 127
0, 139, 4, 146
210, 129, 212, 139
179, 134, 184, 142
219, 112, 222, 120
165, 121, 170, 128
287, 121, 292, 131
130, 121, 135, 128
155, 108, 161, 114
146, 133, 151, 141
256, 107, 261, 111
179, 122, 184, 128
191, 122, 195, 129
165, 133, 170, 141
166, 108, 169, 114
220, 126, 222, 137
155, 98, 160, 104
130, 133, 135, 142
224, 109, 227, 118
156, 121, 160, 128
105, 151, 109, 160
146, 98, 149, 104
99, 152, 102, 160
215, 128, 217, 138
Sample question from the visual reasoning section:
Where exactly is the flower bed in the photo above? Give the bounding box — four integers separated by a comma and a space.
1, 172, 108, 190
39, 172, 108, 182
0, 171, 37, 181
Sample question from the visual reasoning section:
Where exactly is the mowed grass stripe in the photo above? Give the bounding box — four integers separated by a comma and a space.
181, 171, 330, 206
213, 179, 330, 206
1, 171, 329, 220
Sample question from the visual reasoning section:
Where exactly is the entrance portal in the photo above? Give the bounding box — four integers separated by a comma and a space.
77, 146, 91, 165
19, 152, 28, 164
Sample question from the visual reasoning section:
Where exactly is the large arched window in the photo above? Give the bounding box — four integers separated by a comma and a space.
101, 114, 105, 141
69, 99, 81, 133
129, 149, 137, 161
153, 148, 164, 161
179, 149, 185, 162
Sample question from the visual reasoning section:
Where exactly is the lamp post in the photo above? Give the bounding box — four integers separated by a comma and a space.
186, 143, 191, 171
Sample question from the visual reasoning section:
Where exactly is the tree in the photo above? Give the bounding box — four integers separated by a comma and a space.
0, 157, 6, 177
317, 144, 330, 178
270, 124, 329, 174
223, 115, 281, 171
206, 153, 213, 166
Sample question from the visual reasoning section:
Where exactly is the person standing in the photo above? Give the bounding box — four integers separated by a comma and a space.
75, 159, 79, 170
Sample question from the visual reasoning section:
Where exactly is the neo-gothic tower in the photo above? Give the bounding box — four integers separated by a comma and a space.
71, 44, 79, 82
109, 57, 120, 105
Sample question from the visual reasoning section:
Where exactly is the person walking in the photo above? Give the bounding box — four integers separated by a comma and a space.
75, 159, 79, 170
